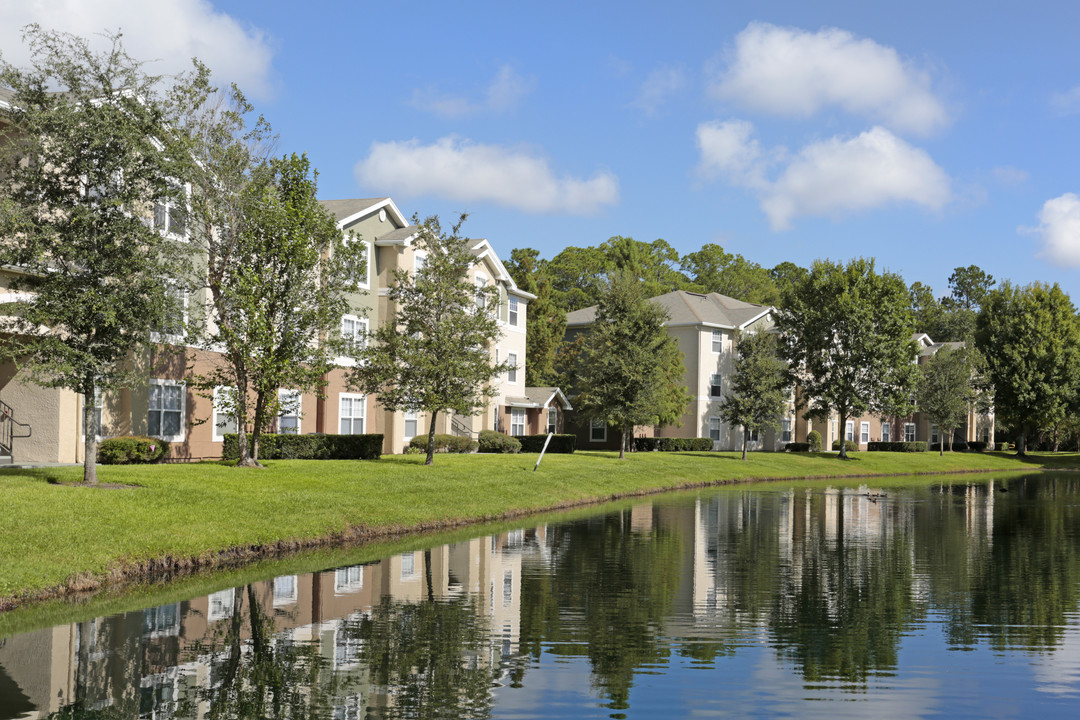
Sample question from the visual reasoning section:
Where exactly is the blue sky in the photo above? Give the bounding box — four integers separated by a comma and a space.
5, 0, 1080, 300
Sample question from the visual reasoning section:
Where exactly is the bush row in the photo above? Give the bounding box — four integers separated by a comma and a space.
409, 434, 478, 454
514, 434, 577, 453
222, 433, 382, 460
478, 430, 521, 454
632, 437, 713, 452
97, 436, 170, 464
866, 441, 928, 452
786, 442, 811, 452
927, 441, 989, 452
831, 440, 860, 452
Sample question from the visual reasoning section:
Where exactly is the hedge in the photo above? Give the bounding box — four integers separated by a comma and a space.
831, 439, 860, 452
97, 436, 170, 464
409, 433, 478, 454
632, 437, 714, 452
514, 434, 576, 453
866, 441, 928, 453
785, 442, 811, 452
222, 433, 382, 461
930, 441, 969, 452
478, 430, 521, 454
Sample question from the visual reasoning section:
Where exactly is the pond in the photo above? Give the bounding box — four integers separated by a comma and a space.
3, 472, 1080, 719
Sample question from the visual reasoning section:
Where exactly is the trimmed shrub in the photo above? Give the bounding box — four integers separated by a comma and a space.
786, 442, 811, 452
807, 430, 822, 452
832, 439, 860, 452
97, 436, 170, 464
409, 433, 478, 454
478, 430, 521, 454
930, 441, 969, 452
515, 434, 576, 453
968, 441, 988, 452
866, 441, 928, 452
221, 433, 382, 461
633, 437, 713, 452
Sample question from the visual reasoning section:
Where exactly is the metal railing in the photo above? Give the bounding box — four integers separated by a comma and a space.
450, 413, 478, 439
0, 399, 32, 463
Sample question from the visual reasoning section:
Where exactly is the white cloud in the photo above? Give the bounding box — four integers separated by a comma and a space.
0, 0, 276, 99
992, 165, 1029, 186
709, 22, 948, 136
1051, 85, 1080, 115
409, 65, 533, 117
1029, 193, 1080, 267
696, 120, 951, 230
631, 65, 686, 114
355, 136, 619, 216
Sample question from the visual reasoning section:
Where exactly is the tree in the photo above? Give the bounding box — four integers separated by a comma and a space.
718, 331, 791, 460
775, 258, 918, 460
184, 151, 363, 466
682, 244, 779, 304
917, 345, 984, 455
975, 282, 1080, 455
505, 248, 565, 386
909, 281, 946, 337
349, 214, 507, 466
546, 245, 613, 311
601, 235, 688, 298
0, 27, 190, 484
934, 265, 997, 341
574, 269, 690, 459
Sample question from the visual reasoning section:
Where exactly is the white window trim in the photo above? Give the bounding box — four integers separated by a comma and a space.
510, 407, 526, 436
507, 352, 519, 384
212, 386, 238, 442
404, 408, 419, 442
475, 272, 488, 309
709, 374, 723, 400
414, 248, 428, 275
547, 406, 558, 434
508, 296, 519, 327
590, 418, 607, 443
905, 422, 917, 443
273, 575, 298, 607
881, 421, 892, 443
148, 378, 185, 443
278, 389, 302, 435
860, 422, 870, 444
709, 416, 722, 443
339, 393, 366, 435
845, 420, 854, 442
152, 180, 190, 242
781, 418, 792, 443
711, 329, 723, 354
151, 282, 188, 345
356, 240, 371, 290
337, 314, 368, 367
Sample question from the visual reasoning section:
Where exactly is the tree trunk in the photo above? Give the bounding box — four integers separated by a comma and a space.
234, 364, 260, 467
742, 427, 748, 461
619, 426, 627, 460
837, 411, 848, 460
939, 426, 944, 456
426, 409, 438, 465
82, 378, 98, 485
1016, 430, 1027, 456
243, 391, 266, 468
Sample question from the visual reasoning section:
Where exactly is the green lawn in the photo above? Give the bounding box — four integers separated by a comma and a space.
1, 449, 1074, 606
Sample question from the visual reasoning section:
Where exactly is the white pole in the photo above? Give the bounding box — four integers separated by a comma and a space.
533, 432, 554, 472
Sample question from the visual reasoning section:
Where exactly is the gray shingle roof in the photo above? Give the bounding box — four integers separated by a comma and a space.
319, 198, 390, 222
566, 289, 772, 329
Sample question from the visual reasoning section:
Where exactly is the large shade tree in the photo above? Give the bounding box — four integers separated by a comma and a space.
775, 258, 918, 460
574, 269, 690, 459
350, 214, 508, 465
975, 281, 1080, 455
0, 27, 190, 483
718, 330, 791, 460
917, 345, 986, 455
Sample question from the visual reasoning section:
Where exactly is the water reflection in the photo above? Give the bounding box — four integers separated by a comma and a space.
3, 475, 1080, 718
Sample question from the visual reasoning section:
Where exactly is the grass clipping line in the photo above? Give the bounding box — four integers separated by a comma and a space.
0, 451, 1070, 613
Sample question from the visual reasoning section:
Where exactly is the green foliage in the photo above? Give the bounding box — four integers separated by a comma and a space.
574, 269, 691, 457
682, 244, 779, 304
96, 436, 170, 464
478, 430, 522, 454
786, 442, 811, 452
408, 434, 479, 454
506, 248, 565, 386
718, 331, 791, 459
546, 244, 614, 311
776, 258, 918, 459
221, 433, 382, 460
867, 441, 927, 452
632, 437, 713, 452
514, 434, 577, 453
0, 27, 193, 483
806, 430, 822, 452
975, 282, 1080, 453
350, 214, 506, 465
918, 345, 985, 455
832, 439, 861, 452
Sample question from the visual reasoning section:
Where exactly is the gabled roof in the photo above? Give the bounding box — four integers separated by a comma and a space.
320, 197, 409, 230
469, 238, 537, 300
505, 387, 573, 410
920, 340, 965, 357
566, 289, 772, 330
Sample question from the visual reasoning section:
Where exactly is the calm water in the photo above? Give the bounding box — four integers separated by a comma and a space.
4, 473, 1080, 719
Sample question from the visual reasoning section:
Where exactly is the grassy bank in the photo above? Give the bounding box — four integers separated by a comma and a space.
1, 450, 1074, 609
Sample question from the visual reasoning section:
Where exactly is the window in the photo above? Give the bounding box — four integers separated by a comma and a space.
475, 273, 487, 309
153, 182, 188, 239
414, 249, 427, 274
712, 329, 723, 353
212, 386, 237, 442
208, 588, 235, 622
154, 283, 188, 340
148, 379, 184, 442
400, 552, 418, 581
339, 394, 365, 434
860, 422, 870, 444
142, 603, 180, 639
904, 422, 916, 442
335, 565, 364, 594
590, 419, 606, 442
503, 569, 514, 607
278, 389, 301, 434
931, 425, 939, 445
511, 408, 525, 436
273, 575, 298, 607
781, 418, 792, 443
710, 374, 723, 399
881, 421, 891, 443
404, 409, 418, 441
509, 296, 519, 326
749, 428, 759, 442
341, 315, 368, 350
845, 420, 854, 442
709, 417, 721, 442
507, 352, 518, 383
547, 406, 558, 434
357, 242, 371, 289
